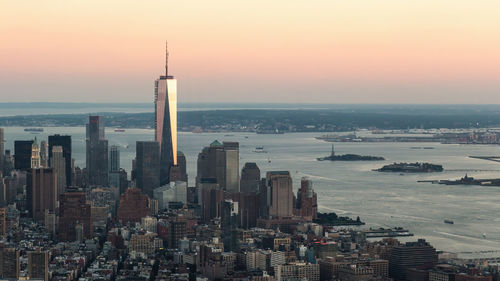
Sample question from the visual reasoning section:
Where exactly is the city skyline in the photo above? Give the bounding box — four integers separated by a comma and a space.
1, 1, 500, 104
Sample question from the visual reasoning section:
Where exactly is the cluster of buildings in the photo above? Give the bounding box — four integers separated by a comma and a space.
0, 46, 498, 281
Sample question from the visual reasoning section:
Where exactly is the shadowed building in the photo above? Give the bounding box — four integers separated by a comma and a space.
196, 140, 240, 192
0, 247, 20, 279
58, 192, 93, 241
28, 249, 49, 281
135, 141, 160, 197
117, 188, 151, 224
14, 140, 33, 171
266, 171, 294, 218
86, 116, 108, 186
389, 239, 438, 281
109, 145, 120, 188
240, 162, 261, 194
155, 43, 177, 185
296, 177, 318, 221
26, 168, 57, 221
48, 134, 72, 186
50, 146, 66, 197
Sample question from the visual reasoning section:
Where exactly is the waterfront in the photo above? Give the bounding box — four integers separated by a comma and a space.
3, 126, 500, 257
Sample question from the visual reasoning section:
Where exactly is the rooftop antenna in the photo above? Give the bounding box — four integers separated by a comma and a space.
165, 41, 169, 77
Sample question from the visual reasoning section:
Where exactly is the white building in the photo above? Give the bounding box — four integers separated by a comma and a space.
153, 181, 187, 209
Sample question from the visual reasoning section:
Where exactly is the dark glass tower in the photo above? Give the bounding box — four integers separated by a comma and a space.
14, 140, 33, 171
86, 116, 108, 186
136, 141, 160, 197
48, 134, 72, 186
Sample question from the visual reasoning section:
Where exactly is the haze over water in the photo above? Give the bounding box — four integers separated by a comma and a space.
4, 126, 500, 258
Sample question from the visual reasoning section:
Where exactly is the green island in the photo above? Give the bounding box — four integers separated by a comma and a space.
313, 212, 365, 226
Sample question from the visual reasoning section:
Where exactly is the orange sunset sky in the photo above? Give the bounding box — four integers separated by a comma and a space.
1, 1, 499, 103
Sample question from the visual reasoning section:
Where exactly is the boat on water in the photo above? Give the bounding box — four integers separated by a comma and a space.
114, 128, 126, 132
24, 128, 43, 132
444, 219, 454, 224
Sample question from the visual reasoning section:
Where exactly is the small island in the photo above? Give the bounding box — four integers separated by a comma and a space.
375, 162, 443, 173
313, 212, 365, 226
317, 145, 385, 161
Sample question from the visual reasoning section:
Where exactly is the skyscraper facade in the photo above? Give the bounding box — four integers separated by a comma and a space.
240, 162, 261, 194
86, 116, 108, 186
296, 177, 318, 221
196, 140, 240, 192
28, 250, 49, 281
50, 146, 66, 197
26, 168, 57, 221
30, 138, 41, 169
136, 141, 160, 197
155, 43, 177, 185
48, 134, 72, 186
14, 140, 33, 171
0, 128, 4, 173
40, 140, 48, 168
266, 171, 294, 218
58, 192, 93, 241
109, 145, 120, 187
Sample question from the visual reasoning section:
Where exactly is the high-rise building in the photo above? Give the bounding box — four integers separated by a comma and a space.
0, 128, 4, 173
296, 177, 318, 221
26, 168, 57, 221
221, 199, 239, 251
0, 247, 20, 279
135, 141, 160, 197
196, 140, 239, 192
169, 221, 186, 249
266, 171, 294, 218
240, 162, 261, 194
58, 192, 93, 241
28, 249, 49, 281
50, 146, 66, 197
0, 207, 5, 235
48, 134, 72, 187
14, 140, 33, 171
109, 145, 120, 187
389, 239, 438, 281
40, 140, 48, 168
117, 188, 151, 224
86, 116, 108, 186
153, 181, 187, 209
31, 137, 41, 169
155, 43, 177, 185
119, 168, 128, 195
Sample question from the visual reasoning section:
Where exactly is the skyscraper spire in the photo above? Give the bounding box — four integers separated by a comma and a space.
165, 40, 169, 77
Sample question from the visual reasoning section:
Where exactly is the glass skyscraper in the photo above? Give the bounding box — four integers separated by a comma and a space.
155, 44, 177, 185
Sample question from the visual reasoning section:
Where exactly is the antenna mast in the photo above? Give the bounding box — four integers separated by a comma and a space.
165, 41, 169, 77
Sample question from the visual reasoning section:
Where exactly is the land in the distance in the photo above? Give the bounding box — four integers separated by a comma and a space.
2, 104, 500, 133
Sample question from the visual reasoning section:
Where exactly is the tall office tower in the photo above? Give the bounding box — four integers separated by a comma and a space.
119, 168, 128, 195
155, 43, 177, 185
389, 239, 438, 281
296, 177, 318, 221
117, 188, 151, 224
240, 162, 261, 194
28, 250, 49, 281
0, 176, 5, 206
26, 168, 57, 221
0, 207, 5, 235
223, 142, 239, 192
177, 151, 188, 182
58, 192, 93, 241
48, 134, 72, 186
39, 140, 48, 167
86, 116, 109, 186
50, 146, 66, 197
30, 138, 41, 168
136, 141, 160, 197
196, 140, 239, 192
0, 247, 20, 279
14, 140, 33, 171
266, 171, 294, 218
0, 128, 4, 173
169, 220, 186, 249
221, 199, 239, 251
109, 145, 120, 187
